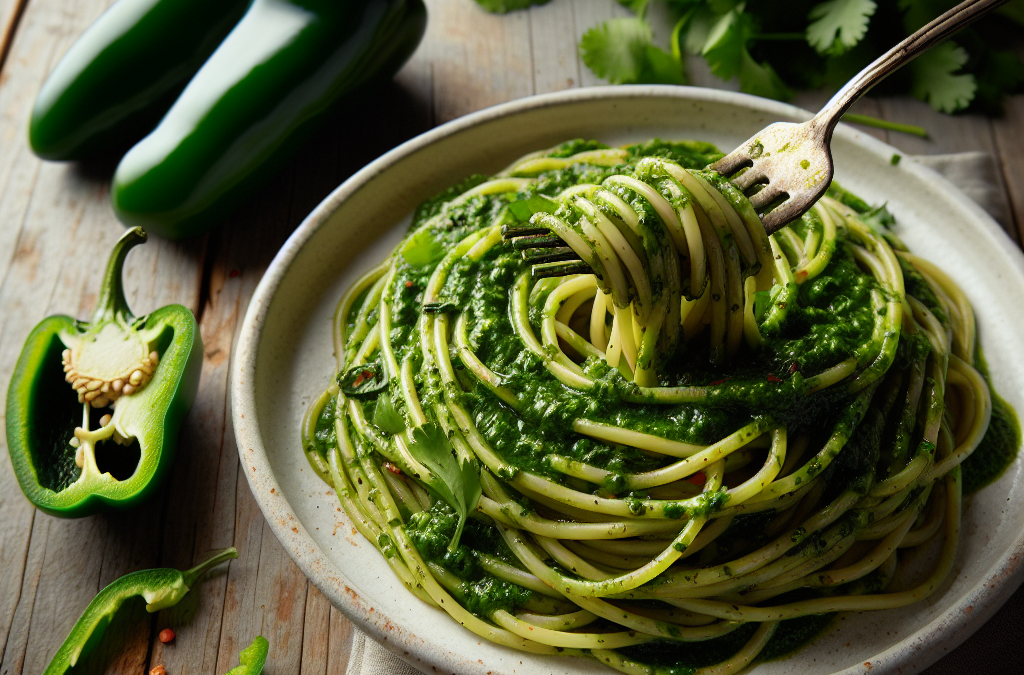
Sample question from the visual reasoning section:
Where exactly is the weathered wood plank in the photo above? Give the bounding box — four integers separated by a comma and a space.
0, 0, 206, 671
529, 0, 579, 94
570, 0, 630, 89
423, 0, 533, 123
0, 3, 1020, 675
990, 93, 1024, 243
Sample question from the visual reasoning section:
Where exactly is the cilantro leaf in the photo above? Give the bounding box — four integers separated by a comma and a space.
701, 8, 753, 80
471, 0, 549, 12
580, 18, 685, 85
508, 194, 558, 221
617, 0, 650, 16
372, 393, 406, 436
407, 423, 481, 551
674, 5, 721, 56
910, 41, 977, 113
699, 8, 789, 100
401, 227, 446, 268
739, 49, 791, 100
806, 0, 876, 55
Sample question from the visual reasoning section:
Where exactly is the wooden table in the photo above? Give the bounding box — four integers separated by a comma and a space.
0, 1, 1020, 673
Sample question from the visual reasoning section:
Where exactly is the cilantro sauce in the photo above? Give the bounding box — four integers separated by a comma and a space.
305, 139, 1018, 674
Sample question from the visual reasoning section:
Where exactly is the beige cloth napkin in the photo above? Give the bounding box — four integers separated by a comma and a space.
344, 151, 1018, 675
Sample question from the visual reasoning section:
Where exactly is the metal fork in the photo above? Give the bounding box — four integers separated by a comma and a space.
713, 0, 1006, 234
504, 0, 1006, 272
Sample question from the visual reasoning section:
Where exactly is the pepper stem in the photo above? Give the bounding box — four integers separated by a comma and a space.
93, 227, 147, 324
181, 547, 239, 588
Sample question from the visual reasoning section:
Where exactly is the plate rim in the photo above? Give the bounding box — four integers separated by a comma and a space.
230, 84, 1024, 675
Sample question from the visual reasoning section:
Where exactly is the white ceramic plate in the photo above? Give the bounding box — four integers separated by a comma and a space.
230, 86, 1024, 675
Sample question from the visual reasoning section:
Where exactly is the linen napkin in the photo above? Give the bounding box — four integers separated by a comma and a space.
344, 151, 1017, 675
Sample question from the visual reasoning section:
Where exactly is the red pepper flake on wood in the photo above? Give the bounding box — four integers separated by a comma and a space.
150, 666, 166, 675
158, 628, 175, 643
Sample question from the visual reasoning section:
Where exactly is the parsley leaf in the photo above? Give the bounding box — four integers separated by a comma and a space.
910, 41, 977, 113
407, 423, 481, 551
806, 0, 876, 55
471, 0, 549, 12
580, 18, 685, 85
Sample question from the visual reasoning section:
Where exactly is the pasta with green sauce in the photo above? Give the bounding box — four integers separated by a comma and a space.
301, 139, 1020, 674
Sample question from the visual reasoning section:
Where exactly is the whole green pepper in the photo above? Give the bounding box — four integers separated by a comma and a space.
112, 0, 427, 239
225, 636, 270, 675
42, 548, 238, 675
29, 0, 249, 161
5, 228, 202, 517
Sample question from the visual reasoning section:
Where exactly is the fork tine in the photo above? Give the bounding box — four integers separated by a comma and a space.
749, 184, 787, 211
512, 234, 564, 250
502, 224, 550, 238
532, 260, 592, 279
522, 246, 581, 264
710, 151, 752, 177
731, 167, 767, 192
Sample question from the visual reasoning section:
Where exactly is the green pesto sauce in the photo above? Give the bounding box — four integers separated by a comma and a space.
407, 502, 533, 616
616, 613, 833, 674
963, 348, 1022, 494
326, 139, 1021, 673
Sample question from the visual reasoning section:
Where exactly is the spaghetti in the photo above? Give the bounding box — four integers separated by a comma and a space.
302, 139, 1017, 673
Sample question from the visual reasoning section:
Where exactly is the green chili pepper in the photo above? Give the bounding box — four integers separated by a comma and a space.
5, 227, 202, 517
225, 636, 270, 675
42, 547, 237, 675
29, 0, 250, 161
111, 0, 427, 239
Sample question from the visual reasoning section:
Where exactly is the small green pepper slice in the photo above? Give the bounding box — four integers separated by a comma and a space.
5, 227, 202, 517
42, 548, 238, 675
225, 636, 270, 675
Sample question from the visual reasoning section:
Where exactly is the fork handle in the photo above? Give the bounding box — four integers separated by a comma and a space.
812, 0, 1008, 134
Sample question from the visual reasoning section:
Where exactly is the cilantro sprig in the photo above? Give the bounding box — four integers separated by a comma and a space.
470, 0, 1024, 115
407, 422, 482, 551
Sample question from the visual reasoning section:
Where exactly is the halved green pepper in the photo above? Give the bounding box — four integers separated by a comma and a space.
5, 227, 202, 517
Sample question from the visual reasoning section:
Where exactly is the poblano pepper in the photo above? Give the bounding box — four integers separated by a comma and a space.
41, 548, 237, 675
29, 0, 250, 160
5, 227, 202, 517
111, 0, 427, 239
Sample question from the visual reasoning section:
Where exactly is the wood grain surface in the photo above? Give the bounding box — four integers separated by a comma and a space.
0, 1, 1020, 674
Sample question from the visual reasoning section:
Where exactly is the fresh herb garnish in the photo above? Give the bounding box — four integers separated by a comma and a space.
373, 393, 407, 435
407, 422, 482, 551
580, 17, 686, 85
470, 0, 1024, 114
